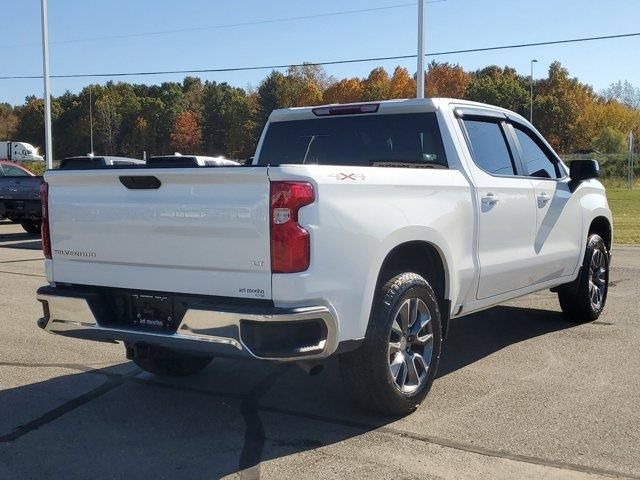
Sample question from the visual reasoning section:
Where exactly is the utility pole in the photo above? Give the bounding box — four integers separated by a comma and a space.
89, 85, 94, 154
629, 131, 634, 189
416, 0, 425, 99
530, 59, 538, 124
40, 0, 53, 169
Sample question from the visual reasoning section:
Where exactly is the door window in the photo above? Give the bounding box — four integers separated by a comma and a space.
514, 126, 560, 179
463, 120, 516, 176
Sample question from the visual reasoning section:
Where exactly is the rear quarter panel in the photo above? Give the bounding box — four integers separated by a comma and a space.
268, 164, 474, 342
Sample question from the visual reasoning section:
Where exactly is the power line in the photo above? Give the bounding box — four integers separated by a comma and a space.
1, 31, 639, 81
0, 1, 446, 49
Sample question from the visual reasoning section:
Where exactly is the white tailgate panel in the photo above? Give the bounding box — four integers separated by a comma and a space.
47, 168, 271, 299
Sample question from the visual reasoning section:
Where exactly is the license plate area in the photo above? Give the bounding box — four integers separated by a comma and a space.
6, 200, 24, 211
131, 294, 174, 331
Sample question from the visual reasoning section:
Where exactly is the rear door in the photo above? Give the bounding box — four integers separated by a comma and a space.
46, 167, 272, 299
458, 110, 538, 299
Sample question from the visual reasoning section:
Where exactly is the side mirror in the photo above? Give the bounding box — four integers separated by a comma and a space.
570, 159, 600, 183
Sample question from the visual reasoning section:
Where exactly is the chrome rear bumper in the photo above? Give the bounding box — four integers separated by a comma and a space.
36, 286, 338, 362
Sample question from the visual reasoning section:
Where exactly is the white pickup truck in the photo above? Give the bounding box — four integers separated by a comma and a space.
36, 98, 612, 415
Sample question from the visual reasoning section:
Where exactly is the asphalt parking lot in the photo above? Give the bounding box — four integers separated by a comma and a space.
0, 220, 639, 480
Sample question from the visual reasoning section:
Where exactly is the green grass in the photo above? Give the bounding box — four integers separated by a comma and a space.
607, 188, 640, 244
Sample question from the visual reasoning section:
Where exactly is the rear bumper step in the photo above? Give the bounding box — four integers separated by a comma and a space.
36, 286, 338, 361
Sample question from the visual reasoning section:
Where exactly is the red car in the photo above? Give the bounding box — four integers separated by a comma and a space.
0, 161, 43, 235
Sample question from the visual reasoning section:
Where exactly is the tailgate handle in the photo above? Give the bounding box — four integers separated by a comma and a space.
119, 176, 161, 190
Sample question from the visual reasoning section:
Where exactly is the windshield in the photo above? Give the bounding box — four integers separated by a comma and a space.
258, 112, 448, 168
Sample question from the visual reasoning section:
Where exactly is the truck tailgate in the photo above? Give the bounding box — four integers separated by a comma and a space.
45, 168, 272, 299
0, 177, 42, 200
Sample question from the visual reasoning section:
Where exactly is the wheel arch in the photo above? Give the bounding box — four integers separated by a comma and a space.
373, 240, 452, 338
588, 215, 612, 252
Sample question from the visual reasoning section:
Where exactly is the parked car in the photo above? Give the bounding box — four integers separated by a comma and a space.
58, 156, 145, 169
35, 98, 612, 415
147, 154, 240, 167
0, 161, 43, 234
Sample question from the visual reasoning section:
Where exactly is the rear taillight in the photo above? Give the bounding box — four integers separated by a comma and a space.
40, 182, 51, 259
270, 181, 314, 273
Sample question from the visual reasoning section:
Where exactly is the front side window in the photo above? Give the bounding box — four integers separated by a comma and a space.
514, 126, 560, 179
258, 113, 448, 168
463, 120, 515, 175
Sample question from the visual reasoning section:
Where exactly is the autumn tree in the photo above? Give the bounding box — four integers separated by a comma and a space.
362, 67, 391, 101
170, 111, 201, 153
202, 81, 254, 157
15, 96, 61, 159
323, 78, 363, 104
182, 76, 205, 117
534, 62, 595, 152
466, 66, 529, 114
591, 126, 628, 154
390, 67, 416, 99
95, 91, 122, 154
0, 103, 18, 139
425, 62, 471, 98
255, 71, 290, 130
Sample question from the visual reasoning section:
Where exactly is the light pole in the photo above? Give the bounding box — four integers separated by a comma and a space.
530, 59, 538, 124
416, 0, 425, 99
89, 85, 94, 154
40, 0, 53, 169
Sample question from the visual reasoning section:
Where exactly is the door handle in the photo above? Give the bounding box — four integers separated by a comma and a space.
537, 192, 550, 205
481, 193, 500, 205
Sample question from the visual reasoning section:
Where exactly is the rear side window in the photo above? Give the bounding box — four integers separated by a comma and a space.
258, 113, 447, 168
0, 164, 30, 176
463, 120, 515, 176
513, 126, 560, 179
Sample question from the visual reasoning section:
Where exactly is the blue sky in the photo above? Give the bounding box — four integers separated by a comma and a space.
1, 0, 639, 105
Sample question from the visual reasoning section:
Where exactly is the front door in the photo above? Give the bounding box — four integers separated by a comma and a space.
511, 124, 582, 282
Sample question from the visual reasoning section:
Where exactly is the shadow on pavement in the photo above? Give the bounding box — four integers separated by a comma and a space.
438, 305, 573, 377
0, 304, 578, 479
0, 239, 41, 250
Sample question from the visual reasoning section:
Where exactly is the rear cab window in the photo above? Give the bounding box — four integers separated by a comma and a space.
0, 164, 30, 176
258, 113, 448, 168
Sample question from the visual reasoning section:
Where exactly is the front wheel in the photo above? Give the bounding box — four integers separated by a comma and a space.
20, 219, 41, 236
132, 348, 213, 377
340, 272, 442, 416
558, 234, 609, 322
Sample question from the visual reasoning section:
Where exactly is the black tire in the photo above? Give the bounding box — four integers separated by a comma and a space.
133, 348, 213, 377
340, 272, 442, 416
20, 219, 41, 236
558, 234, 609, 322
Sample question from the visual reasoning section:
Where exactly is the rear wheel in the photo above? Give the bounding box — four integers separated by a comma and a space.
340, 272, 442, 416
20, 219, 41, 235
132, 347, 213, 377
558, 234, 609, 322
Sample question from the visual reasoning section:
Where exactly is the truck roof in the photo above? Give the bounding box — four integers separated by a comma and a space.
268, 98, 529, 124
